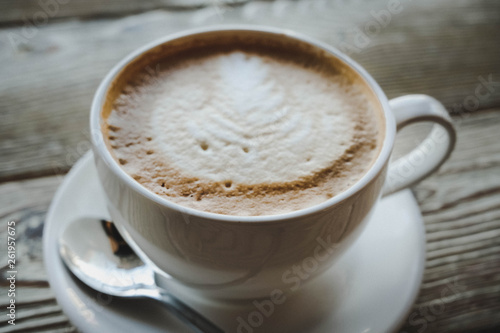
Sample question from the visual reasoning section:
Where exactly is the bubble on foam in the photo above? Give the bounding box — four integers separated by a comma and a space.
200, 142, 209, 151
108, 124, 121, 132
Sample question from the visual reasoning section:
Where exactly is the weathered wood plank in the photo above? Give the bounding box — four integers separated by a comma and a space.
398, 110, 500, 333
0, 0, 251, 25
0, 313, 74, 333
0, 109, 499, 332
0, 0, 500, 182
0, 174, 73, 332
0, 174, 60, 292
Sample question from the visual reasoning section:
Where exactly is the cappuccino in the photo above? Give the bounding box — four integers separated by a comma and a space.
103, 36, 383, 216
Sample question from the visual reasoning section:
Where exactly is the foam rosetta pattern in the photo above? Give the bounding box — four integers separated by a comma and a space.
105, 51, 381, 215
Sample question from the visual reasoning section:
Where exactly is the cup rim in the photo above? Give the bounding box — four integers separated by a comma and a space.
90, 25, 395, 223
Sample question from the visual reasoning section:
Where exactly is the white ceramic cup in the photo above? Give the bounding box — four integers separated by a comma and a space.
90, 26, 456, 300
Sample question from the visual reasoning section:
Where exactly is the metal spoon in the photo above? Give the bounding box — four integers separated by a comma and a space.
59, 217, 224, 333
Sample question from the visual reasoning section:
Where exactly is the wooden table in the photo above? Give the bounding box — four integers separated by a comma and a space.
1, 0, 500, 332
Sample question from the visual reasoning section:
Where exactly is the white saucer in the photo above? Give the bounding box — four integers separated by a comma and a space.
44, 152, 425, 333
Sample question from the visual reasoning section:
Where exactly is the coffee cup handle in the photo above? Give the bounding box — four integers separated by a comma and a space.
382, 94, 456, 196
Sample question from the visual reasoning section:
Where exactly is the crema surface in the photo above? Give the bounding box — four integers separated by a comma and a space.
105, 50, 382, 216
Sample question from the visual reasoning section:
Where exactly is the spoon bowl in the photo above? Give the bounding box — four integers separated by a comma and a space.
59, 217, 224, 333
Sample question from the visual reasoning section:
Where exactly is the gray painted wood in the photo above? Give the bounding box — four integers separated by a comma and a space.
0, 0, 252, 24
1, 0, 500, 332
1, 109, 499, 333
0, 0, 499, 182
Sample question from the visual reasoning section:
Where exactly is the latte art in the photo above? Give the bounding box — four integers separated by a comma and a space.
105, 47, 382, 215
151, 52, 355, 184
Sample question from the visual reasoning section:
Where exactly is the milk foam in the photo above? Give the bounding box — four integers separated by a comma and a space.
106, 50, 381, 216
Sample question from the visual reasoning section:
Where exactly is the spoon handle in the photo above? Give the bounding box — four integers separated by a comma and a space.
154, 290, 225, 333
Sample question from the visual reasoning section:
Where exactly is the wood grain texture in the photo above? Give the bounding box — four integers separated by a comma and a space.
399, 108, 500, 333
0, 175, 72, 333
0, 0, 252, 25
0, 0, 500, 182
1, 0, 500, 332
0, 109, 499, 333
